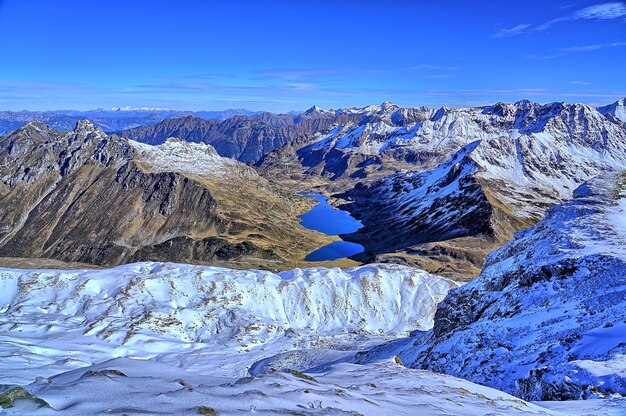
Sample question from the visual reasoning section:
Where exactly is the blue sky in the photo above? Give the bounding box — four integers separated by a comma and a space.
0, 0, 624, 111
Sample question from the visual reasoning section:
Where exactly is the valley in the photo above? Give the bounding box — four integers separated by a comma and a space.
1, 173, 625, 414
3, 1, 626, 413
7, 98, 625, 275
1, 98, 625, 415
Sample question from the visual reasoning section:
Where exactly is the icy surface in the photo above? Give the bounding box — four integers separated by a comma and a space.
9, 357, 608, 415
0, 263, 456, 385
360, 173, 626, 402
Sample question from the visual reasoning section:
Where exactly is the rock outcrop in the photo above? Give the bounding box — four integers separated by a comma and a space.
361, 173, 626, 401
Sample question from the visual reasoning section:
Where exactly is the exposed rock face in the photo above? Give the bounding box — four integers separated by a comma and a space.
327, 101, 626, 278
0, 121, 324, 267
122, 103, 430, 164
121, 112, 353, 163
370, 173, 626, 400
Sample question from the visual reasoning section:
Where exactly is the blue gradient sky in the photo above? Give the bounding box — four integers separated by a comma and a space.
0, 0, 624, 111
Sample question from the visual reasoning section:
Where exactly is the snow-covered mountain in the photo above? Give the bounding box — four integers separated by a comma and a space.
261, 99, 626, 183
315, 100, 626, 278
0, 120, 328, 268
599, 98, 626, 126
358, 172, 626, 401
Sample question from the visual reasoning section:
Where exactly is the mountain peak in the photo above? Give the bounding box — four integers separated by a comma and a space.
162, 136, 220, 157
597, 97, 626, 124
21, 119, 51, 131
431, 106, 450, 121
514, 99, 533, 108
304, 105, 324, 114
380, 101, 398, 110
7, 120, 57, 140
129, 137, 250, 179
74, 119, 98, 131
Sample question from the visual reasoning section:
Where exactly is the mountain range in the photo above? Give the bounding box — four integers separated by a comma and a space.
0, 120, 329, 269
1, 98, 625, 277
0, 108, 254, 136
1, 97, 626, 413
260, 99, 626, 278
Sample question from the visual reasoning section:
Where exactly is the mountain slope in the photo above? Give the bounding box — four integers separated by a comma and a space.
360, 172, 626, 400
0, 263, 456, 383
121, 112, 356, 163
334, 101, 626, 278
0, 120, 328, 268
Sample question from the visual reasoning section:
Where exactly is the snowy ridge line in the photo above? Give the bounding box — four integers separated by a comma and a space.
0, 262, 456, 342
128, 137, 254, 178
298, 99, 626, 191
358, 172, 626, 401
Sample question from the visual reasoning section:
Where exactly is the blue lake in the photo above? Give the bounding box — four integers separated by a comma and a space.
305, 241, 365, 262
299, 193, 365, 261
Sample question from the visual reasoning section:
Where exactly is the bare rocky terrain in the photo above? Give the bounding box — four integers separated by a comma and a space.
0, 120, 331, 269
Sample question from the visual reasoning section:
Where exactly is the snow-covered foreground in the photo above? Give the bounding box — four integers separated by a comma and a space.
6, 357, 614, 416
0, 263, 455, 383
0, 261, 623, 414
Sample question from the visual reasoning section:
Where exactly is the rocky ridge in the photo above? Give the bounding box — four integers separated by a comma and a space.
326, 100, 626, 277
0, 120, 327, 268
358, 172, 626, 401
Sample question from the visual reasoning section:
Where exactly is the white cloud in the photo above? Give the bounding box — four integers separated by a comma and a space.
527, 40, 626, 59
494, 2, 626, 37
574, 2, 626, 20
493, 23, 532, 38
560, 40, 626, 52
